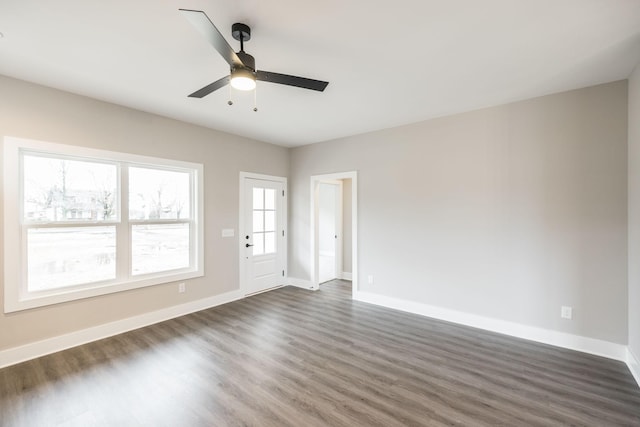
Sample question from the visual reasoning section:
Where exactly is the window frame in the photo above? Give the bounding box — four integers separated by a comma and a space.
4, 137, 204, 313
127, 164, 195, 277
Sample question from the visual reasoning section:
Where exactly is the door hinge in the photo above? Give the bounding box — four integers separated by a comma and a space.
282, 230, 285, 237
282, 190, 285, 197
282, 270, 285, 277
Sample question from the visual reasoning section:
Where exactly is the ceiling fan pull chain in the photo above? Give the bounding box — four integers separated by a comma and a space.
228, 83, 233, 106
253, 87, 258, 112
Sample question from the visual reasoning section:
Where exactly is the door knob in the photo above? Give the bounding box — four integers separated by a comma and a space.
246, 243, 254, 247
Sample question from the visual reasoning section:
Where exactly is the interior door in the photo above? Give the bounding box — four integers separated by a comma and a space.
318, 181, 342, 284
242, 178, 285, 295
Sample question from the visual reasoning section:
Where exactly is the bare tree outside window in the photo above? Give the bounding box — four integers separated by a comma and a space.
129, 166, 191, 275
22, 155, 118, 291
129, 167, 189, 220
24, 156, 117, 222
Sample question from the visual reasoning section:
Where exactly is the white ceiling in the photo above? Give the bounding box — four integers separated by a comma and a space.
0, 1, 639, 147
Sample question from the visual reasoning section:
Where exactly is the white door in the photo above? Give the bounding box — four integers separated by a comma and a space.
241, 177, 285, 295
311, 172, 357, 295
318, 181, 342, 284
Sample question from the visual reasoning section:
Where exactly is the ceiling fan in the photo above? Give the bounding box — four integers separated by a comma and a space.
179, 9, 329, 100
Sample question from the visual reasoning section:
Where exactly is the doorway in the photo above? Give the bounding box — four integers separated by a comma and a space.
239, 173, 287, 296
311, 172, 358, 298
318, 180, 343, 283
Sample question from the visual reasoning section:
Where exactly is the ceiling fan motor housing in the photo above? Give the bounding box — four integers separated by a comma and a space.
236, 51, 256, 72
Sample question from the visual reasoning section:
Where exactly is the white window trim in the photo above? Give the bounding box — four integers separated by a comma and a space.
4, 136, 205, 313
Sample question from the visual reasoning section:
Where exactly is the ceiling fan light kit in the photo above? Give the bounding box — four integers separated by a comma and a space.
179, 9, 328, 108
230, 68, 256, 91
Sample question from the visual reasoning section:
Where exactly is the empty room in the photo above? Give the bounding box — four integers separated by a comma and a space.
1, 0, 640, 425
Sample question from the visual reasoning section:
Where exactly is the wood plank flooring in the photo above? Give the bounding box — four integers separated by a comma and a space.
1, 280, 639, 426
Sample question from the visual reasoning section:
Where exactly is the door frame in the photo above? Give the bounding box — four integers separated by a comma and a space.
317, 180, 343, 283
310, 171, 358, 299
239, 172, 288, 295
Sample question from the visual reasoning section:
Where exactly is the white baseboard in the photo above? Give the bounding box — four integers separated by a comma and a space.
628, 347, 640, 387
354, 290, 627, 362
341, 272, 353, 281
3, 285, 637, 389
287, 277, 318, 291
0, 289, 243, 369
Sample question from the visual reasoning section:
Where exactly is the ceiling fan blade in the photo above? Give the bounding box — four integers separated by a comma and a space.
188, 76, 230, 98
179, 9, 243, 68
256, 70, 329, 92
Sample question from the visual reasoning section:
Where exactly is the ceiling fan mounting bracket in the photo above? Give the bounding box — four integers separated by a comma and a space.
232, 23, 251, 42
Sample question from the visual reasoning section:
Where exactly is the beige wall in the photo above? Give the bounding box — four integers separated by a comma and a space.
0, 74, 632, 354
0, 75, 289, 350
290, 81, 628, 344
629, 65, 640, 357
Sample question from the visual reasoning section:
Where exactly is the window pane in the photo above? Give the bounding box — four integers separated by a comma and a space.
264, 211, 275, 232
253, 211, 264, 232
264, 232, 276, 254
264, 188, 275, 210
253, 232, 264, 256
27, 226, 116, 291
253, 188, 264, 210
129, 167, 190, 220
23, 155, 117, 222
132, 223, 190, 276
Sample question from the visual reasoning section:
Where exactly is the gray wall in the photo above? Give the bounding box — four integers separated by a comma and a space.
629, 65, 640, 358
0, 75, 289, 350
290, 81, 628, 344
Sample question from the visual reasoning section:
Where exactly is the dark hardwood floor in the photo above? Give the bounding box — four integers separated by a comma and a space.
1, 280, 639, 426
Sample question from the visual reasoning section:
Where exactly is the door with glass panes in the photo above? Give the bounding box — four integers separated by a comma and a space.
242, 178, 285, 295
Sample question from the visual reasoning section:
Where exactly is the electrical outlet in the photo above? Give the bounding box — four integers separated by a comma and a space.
368, 275, 374, 285
178, 282, 186, 293
561, 306, 572, 319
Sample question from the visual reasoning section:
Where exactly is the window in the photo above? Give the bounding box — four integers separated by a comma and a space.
252, 187, 277, 255
129, 167, 191, 276
4, 137, 204, 312
23, 155, 119, 292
